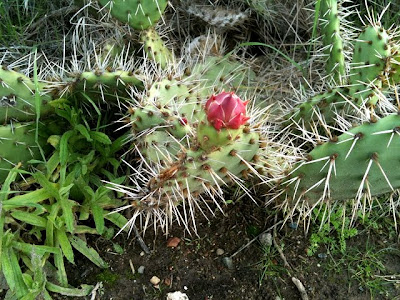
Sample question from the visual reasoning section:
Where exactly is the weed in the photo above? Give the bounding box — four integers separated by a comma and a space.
307, 205, 358, 256
258, 241, 288, 286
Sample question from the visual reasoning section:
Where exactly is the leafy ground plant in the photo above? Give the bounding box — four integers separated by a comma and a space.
0, 103, 129, 298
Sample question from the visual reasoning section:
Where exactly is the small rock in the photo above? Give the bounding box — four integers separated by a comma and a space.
164, 277, 171, 286
167, 237, 181, 248
150, 276, 161, 285
259, 232, 272, 247
216, 248, 225, 256
222, 257, 234, 269
167, 291, 189, 300
140, 251, 145, 256
138, 266, 145, 274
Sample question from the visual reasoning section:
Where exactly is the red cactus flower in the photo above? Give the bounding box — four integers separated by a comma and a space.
205, 91, 249, 130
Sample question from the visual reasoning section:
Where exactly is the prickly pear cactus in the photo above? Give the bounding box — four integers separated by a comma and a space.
0, 122, 50, 182
0, 66, 54, 124
320, 0, 345, 83
286, 23, 392, 126
348, 24, 391, 107
282, 113, 400, 205
71, 69, 143, 101
97, 0, 168, 30
140, 28, 173, 68
122, 88, 272, 231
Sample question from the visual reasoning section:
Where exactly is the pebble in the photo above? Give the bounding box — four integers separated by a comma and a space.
216, 248, 225, 256
259, 232, 272, 247
167, 237, 181, 248
138, 266, 145, 274
140, 251, 145, 256
150, 276, 161, 285
167, 291, 189, 300
222, 257, 234, 270
164, 277, 172, 286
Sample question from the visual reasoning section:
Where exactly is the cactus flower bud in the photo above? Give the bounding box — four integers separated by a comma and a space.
205, 92, 249, 130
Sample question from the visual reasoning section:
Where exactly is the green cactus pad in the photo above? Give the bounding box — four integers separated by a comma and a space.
145, 126, 260, 205
147, 78, 205, 122
320, 0, 345, 83
0, 66, 54, 124
74, 69, 142, 95
349, 25, 390, 106
197, 121, 242, 151
98, 0, 168, 30
283, 113, 400, 205
140, 27, 173, 69
0, 122, 50, 182
286, 88, 346, 124
66, 69, 143, 106
189, 57, 256, 94
141, 131, 183, 165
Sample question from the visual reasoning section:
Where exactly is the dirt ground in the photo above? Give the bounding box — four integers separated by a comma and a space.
53, 198, 400, 300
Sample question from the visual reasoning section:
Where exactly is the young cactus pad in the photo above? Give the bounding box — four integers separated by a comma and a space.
320, 0, 345, 83
98, 0, 168, 30
282, 113, 400, 206
348, 24, 391, 106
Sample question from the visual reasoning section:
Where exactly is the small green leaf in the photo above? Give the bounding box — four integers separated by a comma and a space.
2, 247, 29, 297
3, 188, 52, 210
46, 282, 93, 296
11, 242, 60, 256
75, 124, 92, 141
60, 130, 75, 166
92, 204, 105, 234
105, 212, 128, 231
69, 236, 108, 268
53, 251, 68, 287
46, 151, 61, 175
10, 211, 47, 227
56, 229, 74, 264
90, 131, 112, 145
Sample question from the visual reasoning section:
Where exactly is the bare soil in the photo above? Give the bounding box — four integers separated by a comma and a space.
54, 199, 400, 300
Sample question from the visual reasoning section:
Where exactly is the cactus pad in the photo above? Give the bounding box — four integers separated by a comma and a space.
98, 0, 168, 30
0, 123, 49, 182
0, 66, 54, 123
283, 113, 400, 205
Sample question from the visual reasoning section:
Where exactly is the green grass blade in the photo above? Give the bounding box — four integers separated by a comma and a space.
92, 204, 105, 234
104, 212, 128, 231
59, 130, 74, 166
